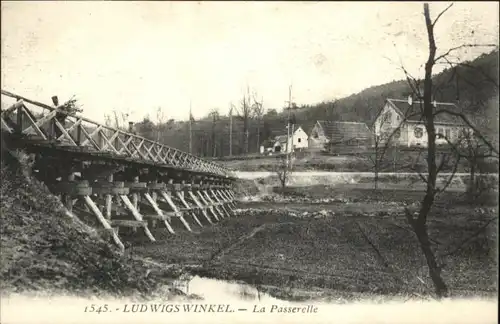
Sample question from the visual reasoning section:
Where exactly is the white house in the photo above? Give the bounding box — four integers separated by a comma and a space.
272, 126, 309, 153
373, 98, 471, 147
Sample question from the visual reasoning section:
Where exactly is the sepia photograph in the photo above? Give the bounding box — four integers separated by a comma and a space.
1, 1, 498, 323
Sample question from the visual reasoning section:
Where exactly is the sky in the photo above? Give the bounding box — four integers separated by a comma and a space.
1, 1, 498, 123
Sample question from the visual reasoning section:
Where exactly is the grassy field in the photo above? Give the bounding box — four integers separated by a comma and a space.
128, 186, 498, 300
219, 149, 499, 173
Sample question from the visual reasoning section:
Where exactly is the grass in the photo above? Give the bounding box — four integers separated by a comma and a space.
128, 186, 498, 300
220, 150, 499, 173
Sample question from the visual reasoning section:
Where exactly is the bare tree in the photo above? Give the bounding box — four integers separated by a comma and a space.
274, 153, 291, 190
397, 3, 498, 298
112, 110, 129, 130
234, 86, 254, 155
155, 106, 166, 142
208, 108, 220, 157
370, 95, 424, 190
252, 95, 265, 153
228, 103, 235, 157
370, 110, 394, 190
103, 114, 112, 127
444, 111, 498, 201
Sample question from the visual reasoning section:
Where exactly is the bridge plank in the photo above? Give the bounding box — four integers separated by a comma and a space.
110, 220, 147, 228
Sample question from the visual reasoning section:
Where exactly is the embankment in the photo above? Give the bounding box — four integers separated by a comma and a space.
0, 149, 183, 298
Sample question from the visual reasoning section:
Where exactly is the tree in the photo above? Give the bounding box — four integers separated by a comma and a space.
369, 96, 418, 189
234, 86, 254, 155
208, 108, 220, 157
103, 114, 112, 127
265, 109, 278, 117
252, 96, 265, 152
398, 3, 498, 298
135, 117, 155, 140
228, 103, 234, 157
274, 153, 291, 190
112, 110, 129, 130
155, 106, 166, 142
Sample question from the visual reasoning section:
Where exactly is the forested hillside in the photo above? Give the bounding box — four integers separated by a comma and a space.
129, 50, 497, 157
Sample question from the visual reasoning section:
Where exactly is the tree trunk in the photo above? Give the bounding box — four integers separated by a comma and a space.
468, 160, 476, 199
374, 140, 379, 190
410, 218, 448, 296
257, 122, 261, 153
411, 2, 449, 298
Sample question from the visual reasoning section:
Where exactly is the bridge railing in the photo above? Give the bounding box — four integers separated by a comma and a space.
1, 90, 232, 177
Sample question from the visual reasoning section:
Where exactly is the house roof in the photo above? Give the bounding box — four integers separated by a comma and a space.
386, 98, 465, 125
274, 135, 288, 143
316, 121, 372, 143
301, 120, 319, 134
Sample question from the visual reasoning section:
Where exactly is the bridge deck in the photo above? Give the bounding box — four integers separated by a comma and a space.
1, 90, 233, 179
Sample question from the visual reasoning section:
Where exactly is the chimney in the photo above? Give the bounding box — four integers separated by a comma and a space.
51, 96, 59, 107
128, 121, 134, 133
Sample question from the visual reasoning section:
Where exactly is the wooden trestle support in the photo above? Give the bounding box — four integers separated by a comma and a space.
47, 164, 237, 252
0, 90, 239, 252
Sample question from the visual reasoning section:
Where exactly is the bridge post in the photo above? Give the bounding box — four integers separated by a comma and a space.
214, 179, 231, 217
187, 178, 215, 225
221, 179, 237, 210
176, 179, 203, 228
142, 175, 175, 234
198, 178, 224, 220
47, 163, 126, 251
132, 169, 173, 234
160, 178, 192, 232
212, 181, 234, 217
203, 177, 228, 218
198, 180, 220, 221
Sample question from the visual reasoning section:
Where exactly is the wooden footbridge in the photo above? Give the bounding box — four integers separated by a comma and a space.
1, 90, 238, 251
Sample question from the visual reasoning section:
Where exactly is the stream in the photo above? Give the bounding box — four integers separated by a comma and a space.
172, 276, 281, 302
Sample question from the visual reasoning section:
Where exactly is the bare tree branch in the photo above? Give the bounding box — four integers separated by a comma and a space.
436, 154, 460, 194
441, 217, 497, 257
432, 3, 454, 27
434, 109, 499, 156
434, 44, 498, 64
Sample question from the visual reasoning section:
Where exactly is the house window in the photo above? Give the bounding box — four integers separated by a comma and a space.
414, 127, 423, 138
445, 129, 451, 140
313, 130, 318, 139
393, 128, 401, 139
298, 138, 301, 143
384, 111, 392, 124
396, 115, 400, 121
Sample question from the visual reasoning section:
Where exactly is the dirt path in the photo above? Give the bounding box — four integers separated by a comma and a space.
209, 222, 295, 261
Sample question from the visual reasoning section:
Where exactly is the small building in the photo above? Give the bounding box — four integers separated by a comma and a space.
272, 126, 309, 153
309, 120, 373, 152
373, 98, 471, 147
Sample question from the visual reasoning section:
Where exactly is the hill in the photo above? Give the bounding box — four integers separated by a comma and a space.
139, 50, 498, 157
